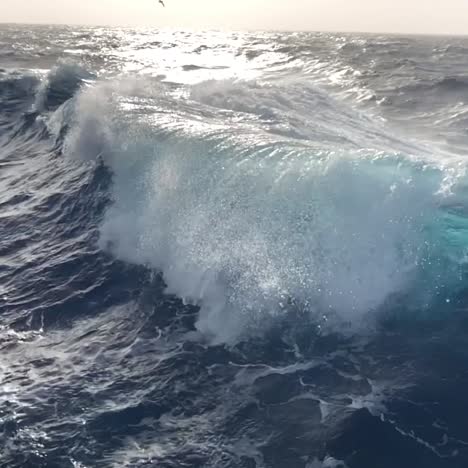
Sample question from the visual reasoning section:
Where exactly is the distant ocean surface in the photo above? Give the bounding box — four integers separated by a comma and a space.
2, 24, 468, 467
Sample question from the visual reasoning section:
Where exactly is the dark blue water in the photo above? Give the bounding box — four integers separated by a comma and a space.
2, 24, 468, 467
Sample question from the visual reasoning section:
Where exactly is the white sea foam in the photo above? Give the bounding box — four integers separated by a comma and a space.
64, 76, 468, 344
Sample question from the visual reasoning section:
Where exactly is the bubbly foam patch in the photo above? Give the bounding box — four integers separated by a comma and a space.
64, 77, 468, 344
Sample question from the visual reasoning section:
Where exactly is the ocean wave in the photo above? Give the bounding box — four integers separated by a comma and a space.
396, 76, 468, 97
61, 75, 468, 344
34, 60, 95, 113
0, 73, 40, 129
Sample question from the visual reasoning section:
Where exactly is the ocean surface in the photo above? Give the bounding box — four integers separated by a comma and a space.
2, 24, 468, 468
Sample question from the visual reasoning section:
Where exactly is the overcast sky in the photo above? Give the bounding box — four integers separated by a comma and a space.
2, 0, 468, 35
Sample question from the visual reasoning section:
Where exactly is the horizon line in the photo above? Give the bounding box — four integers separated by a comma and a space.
1, 20, 467, 39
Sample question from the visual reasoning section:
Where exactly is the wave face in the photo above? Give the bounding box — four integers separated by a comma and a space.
3, 24, 468, 468
64, 77, 468, 344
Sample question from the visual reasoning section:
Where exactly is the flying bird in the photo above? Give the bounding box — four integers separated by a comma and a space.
158, 0, 165, 6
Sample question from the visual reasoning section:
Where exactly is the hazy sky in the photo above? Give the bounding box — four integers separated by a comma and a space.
3, 0, 468, 35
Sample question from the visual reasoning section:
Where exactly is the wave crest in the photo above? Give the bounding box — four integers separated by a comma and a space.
64, 76, 468, 344
35, 60, 94, 112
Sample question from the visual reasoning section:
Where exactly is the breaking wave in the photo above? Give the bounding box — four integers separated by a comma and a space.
59, 74, 468, 344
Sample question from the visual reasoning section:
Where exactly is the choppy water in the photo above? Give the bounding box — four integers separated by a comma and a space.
2, 24, 468, 468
